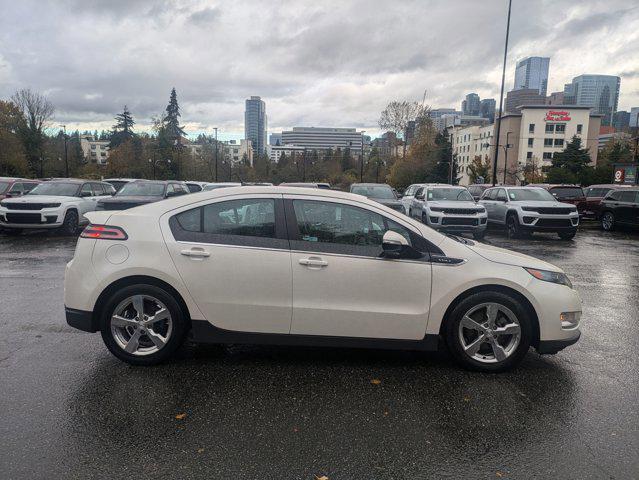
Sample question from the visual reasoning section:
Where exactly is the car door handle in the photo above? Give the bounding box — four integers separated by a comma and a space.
181, 248, 210, 258
299, 257, 328, 267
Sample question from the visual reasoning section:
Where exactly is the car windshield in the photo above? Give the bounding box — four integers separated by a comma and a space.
0, 181, 10, 194
507, 188, 556, 201
550, 187, 584, 198
351, 185, 396, 200
28, 182, 80, 196
107, 180, 129, 192
428, 188, 473, 201
118, 182, 165, 196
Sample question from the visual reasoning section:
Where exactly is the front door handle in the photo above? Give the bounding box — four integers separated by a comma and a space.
181, 248, 210, 258
299, 256, 328, 267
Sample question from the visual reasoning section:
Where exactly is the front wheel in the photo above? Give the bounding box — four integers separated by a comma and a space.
601, 211, 615, 231
506, 213, 522, 239
473, 230, 486, 240
421, 212, 428, 225
444, 291, 532, 372
59, 210, 79, 235
100, 284, 188, 365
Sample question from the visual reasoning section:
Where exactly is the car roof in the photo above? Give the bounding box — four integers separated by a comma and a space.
589, 184, 634, 188
351, 183, 392, 187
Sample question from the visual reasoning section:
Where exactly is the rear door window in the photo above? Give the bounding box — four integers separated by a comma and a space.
91, 183, 105, 196
619, 191, 636, 202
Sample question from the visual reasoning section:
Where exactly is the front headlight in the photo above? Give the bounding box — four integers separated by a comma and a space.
476, 206, 486, 213
42, 203, 61, 208
525, 267, 573, 289
429, 207, 444, 212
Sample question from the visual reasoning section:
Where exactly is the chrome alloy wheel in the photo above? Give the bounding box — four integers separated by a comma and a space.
458, 302, 521, 364
601, 212, 614, 231
110, 295, 173, 356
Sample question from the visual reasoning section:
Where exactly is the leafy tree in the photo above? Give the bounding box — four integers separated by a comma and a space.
109, 105, 136, 148
379, 100, 426, 159
468, 155, 492, 184
11, 89, 54, 177
0, 100, 29, 176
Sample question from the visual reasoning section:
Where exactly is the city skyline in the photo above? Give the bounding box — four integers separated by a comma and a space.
1, 0, 638, 138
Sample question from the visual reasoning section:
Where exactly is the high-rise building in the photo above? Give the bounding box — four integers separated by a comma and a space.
479, 98, 496, 123
505, 88, 546, 114
269, 133, 282, 146
613, 111, 630, 131
546, 92, 565, 105
514, 56, 550, 96
563, 75, 621, 126
461, 93, 481, 116
244, 96, 267, 155
630, 107, 639, 128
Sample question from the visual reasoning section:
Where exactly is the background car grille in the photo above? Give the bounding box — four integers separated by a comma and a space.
442, 208, 481, 215
4, 203, 50, 210
536, 218, 572, 227
5, 213, 43, 224
100, 202, 140, 211
442, 217, 478, 226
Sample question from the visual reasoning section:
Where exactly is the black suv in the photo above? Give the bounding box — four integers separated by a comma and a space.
599, 188, 639, 231
97, 180, 189, 211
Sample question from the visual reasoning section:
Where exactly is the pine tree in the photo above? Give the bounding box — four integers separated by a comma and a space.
110, 105, 136, 148
546, 136, 592, 183
162, 88, 185, 141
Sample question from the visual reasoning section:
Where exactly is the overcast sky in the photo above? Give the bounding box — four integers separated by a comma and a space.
1, 0, 638, 139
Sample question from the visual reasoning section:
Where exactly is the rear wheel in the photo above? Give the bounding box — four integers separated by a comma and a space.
59, 210, 79, 235
445, 291, 533, 372
601, 211, 615, 231
473, 230, 486, 240
100, 284, 188, 365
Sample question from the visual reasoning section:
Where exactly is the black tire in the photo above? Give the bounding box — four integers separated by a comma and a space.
506, 213, 522, 239
558, 230, 577, 240
601, 211, 615, 231
100, 284, 189, 366
421, 212, 428, 224
444, 291, 533, 373
59, 210, 79, 235
473, 230, 486, 240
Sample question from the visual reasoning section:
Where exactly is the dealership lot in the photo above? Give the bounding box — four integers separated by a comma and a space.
1, 228, 638, 479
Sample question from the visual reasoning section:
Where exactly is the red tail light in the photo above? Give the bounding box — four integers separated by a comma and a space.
81, 224, 128, 240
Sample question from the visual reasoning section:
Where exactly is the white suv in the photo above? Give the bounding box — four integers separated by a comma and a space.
64, 186, 581, 372
0, 179, 115, 234
480, 186, 579, 240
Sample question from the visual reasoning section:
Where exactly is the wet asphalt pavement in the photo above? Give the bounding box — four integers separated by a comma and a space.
1, 226, 638, 479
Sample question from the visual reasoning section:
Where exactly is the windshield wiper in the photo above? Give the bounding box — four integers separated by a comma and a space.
446, 233, 471, 245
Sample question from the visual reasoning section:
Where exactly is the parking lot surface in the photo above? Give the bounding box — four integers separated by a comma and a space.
1, 227, 638, 479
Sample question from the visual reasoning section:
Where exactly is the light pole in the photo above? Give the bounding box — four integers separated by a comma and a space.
302, 148, 307, 181
61, 125, 69, 178
491, 0, 512, 186
148, 158, 171, 180
449, 131, 455, 184
502, 131, 513, 184
214, 127, 218, 182
360, 131, 366, 182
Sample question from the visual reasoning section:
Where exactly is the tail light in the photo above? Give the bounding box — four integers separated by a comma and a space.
81, 224, 128, 240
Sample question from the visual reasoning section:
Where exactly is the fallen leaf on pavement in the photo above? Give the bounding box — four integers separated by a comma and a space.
315, 476, 329, 480
371, 379, 381, 385
175, 413, 187, 420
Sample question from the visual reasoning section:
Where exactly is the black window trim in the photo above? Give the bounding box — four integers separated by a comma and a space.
169, 196, 289, 250
283, 197, 441, 260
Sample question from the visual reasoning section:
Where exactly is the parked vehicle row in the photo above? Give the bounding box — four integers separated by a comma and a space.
64, 185, 582, 372
600, 188, 639, 231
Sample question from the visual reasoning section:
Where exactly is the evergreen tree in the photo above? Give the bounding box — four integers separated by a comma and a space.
110, 105, 136, 148
162, 87, 185, 140
546, 136, 592, 184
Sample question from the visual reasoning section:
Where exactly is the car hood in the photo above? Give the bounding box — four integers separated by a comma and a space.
371, 198, 402, 207
427, 200, 480, 209
465, 241, 562, 272
1, 195, 77, 204
508, 200, 574, 208
99, 195, 162, 204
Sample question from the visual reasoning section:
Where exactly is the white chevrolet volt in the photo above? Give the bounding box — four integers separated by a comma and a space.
64, 187, 581, 372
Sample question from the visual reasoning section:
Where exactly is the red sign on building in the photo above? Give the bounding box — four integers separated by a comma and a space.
545, 110, 571, 122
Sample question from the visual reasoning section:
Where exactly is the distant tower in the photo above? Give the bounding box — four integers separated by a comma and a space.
244, 96, 267, 155
514, 56, 550, 96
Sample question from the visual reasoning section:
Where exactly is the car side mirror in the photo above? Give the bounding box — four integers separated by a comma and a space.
382, 231, 410, 259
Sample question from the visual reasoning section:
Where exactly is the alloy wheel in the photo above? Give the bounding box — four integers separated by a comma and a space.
110, 295, 173, 356
602, 212, 614, 231
458, 302, 521, 364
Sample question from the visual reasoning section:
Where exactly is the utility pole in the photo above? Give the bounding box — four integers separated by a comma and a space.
214, 127, 218, 182
492, 0, 512, 186
360, 131, 366, 182
302, 148, 307, 181
503, 131, 512, 184
61, 125, 69, 178
449, 132, 455, 184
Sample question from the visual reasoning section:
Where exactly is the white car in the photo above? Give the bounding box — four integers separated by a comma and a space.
64, 186, 581, 372
0, 179, 116, 234
202, 182, 242, 191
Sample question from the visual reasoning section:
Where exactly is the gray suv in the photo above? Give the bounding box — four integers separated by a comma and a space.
480, 186, 579, 239
409, 185, 487, 239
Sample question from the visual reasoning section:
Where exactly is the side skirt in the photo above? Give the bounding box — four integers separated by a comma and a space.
190, 320, 440, 352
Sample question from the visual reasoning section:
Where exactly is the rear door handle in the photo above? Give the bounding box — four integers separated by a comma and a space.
299, 257, 328, 267
181, 248, 210, 258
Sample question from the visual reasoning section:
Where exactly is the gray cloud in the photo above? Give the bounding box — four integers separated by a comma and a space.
0, 0, 637, 137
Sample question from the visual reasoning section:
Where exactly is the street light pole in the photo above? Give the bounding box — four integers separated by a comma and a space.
491, 0, 512, 186
449, 131, 454, 184
360, 131, 366, 182
503, 131, 512, 184
214, 127, 218, 182
61, 125, 69, 178
302, 148, 307, 181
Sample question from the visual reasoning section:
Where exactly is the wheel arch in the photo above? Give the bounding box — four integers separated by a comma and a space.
92, 275, 192, 329
438, 284, 540, 348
